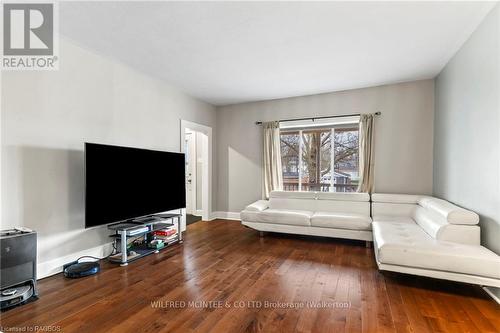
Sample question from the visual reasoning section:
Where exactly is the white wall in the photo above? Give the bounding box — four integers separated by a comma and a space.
1, 37, 217, 277
216, 79, 435, 212
434, 5, 499, 298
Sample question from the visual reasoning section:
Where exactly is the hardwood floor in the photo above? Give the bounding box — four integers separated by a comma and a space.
1, 220, 499, 333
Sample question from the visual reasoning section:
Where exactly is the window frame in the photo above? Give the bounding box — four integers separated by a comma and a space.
280, 121, 359, 193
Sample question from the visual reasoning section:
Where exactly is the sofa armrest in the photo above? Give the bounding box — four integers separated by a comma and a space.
244, 200, 269, 212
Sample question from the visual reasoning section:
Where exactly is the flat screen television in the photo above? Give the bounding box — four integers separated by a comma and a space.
85, 143, 186, 228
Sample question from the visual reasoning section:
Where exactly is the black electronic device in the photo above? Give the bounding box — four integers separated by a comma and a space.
85, 143, 186, 228
63, 259, 100, 278
0, 228, 38, 310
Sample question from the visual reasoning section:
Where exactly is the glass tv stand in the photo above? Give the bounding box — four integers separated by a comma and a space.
107, 213, 182, 266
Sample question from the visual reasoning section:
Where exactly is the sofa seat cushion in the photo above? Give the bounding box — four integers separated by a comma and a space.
373, 221, 500, 279
311, 212, 372, 230
257, 209, 313, 226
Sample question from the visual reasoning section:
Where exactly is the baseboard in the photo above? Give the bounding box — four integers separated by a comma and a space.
483, 286, 500, 305
210, 211, 241, 221
37, 242, 114, 279
194, 210, 203, 216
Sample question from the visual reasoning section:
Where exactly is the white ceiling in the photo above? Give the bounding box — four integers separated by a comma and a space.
60, 1, 496, 106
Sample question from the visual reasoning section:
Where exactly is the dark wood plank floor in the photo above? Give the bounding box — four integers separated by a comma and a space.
1, 220, 499, 333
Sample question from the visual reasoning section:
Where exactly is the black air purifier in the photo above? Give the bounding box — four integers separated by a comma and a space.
0, 229, 38, 310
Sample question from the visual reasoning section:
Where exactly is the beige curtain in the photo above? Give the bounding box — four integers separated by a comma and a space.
358, 114, 375, 193
262, 121, 283, 199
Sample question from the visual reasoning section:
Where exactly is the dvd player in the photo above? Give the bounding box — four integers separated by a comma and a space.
126, 226, 149, 236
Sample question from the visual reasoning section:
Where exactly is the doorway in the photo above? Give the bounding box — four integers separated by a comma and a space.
184, 129, 203, 224
181, 120, 212, 224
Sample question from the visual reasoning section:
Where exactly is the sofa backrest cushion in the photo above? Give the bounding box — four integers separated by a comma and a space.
316, 192, 370, 215
316, 192, 370, 202
269, 191, 318, 211
371, 193, 425, 218
412, 206, 480, 245
315, 200, 370, 215
418, 197, 479, 225
269, 191, 370, 215
371, 193, 426, 204
412, 206, 447, 238
270, 191, 317, 200
371, 202, 417, 218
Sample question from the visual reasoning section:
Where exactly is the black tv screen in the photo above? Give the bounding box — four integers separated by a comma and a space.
85, 143, 186, 228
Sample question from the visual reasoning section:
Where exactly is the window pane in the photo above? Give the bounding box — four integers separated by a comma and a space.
301, 129, 331, 192
320, 131, 331, 192
280, 131, 300, 191
334, 128, 359, 192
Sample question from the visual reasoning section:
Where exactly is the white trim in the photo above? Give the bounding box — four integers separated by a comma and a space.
194, 209, 203, 217
483, 287, 500, 305
210, 211, 241, 221
180, 120, 212, 222
37, 242, 114, 279
185, 131, 197, 215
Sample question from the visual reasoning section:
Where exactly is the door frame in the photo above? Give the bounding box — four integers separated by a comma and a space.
180, 120, 212, 221
184, 130, 197, 215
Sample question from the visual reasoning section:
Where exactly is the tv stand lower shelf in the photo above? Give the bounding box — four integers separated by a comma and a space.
107, 213, 182, 266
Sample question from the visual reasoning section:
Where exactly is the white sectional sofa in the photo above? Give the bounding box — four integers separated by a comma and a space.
241, 191, 500, 287
371, 193, 500, 287
241, 191, 373, 242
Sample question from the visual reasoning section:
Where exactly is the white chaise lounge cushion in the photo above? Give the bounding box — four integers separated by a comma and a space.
372, 220, 500, 279
311, 212, 372, 230
258, 209, 313, 226
418, 197, 479, 225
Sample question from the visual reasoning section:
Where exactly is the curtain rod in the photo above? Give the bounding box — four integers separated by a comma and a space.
255, 112, 381, 125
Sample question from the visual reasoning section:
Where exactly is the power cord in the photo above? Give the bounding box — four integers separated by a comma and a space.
74, 234, 146, 263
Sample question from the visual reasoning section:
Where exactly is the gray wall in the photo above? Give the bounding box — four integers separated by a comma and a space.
1, 37, 216, 275
434, 4, 499, 255
434, 5, 499, 298
216, 79, 435, 212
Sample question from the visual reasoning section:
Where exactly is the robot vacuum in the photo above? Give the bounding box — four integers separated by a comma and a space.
63, 261, 100, 278
0, 284, 35, 310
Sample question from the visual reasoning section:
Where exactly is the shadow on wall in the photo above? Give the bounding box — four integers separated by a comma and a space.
228, 146, 262, 211
479, 215, 500, 255
17, 146, 108, 262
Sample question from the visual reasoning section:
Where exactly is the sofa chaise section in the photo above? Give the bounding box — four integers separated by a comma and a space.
371, 193, 500, 287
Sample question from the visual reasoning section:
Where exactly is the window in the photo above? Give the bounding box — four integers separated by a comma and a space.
280, 119, 359, 192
